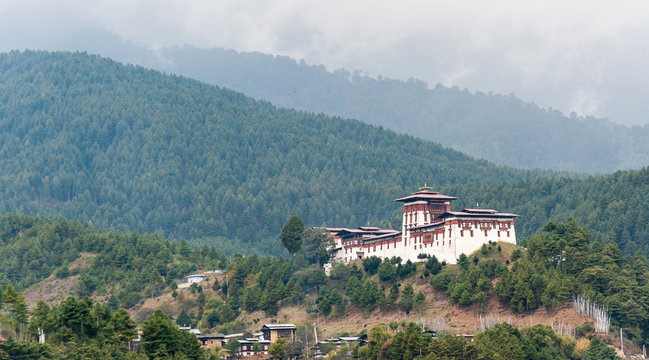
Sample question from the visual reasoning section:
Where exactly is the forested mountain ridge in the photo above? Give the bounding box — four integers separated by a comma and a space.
444, 168, 649, 257
143, 46, 649, 173
0, 50, 549, 255
1, 50, 649, 259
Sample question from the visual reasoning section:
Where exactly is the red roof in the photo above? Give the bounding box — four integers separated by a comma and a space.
336, 227, 399, 239
410, 221, 445, 230
362, 231, 401, 243
359, 226, 380, 231
442, 211, 519, 218
394, 193, 458, 202
462, 208, 497, 213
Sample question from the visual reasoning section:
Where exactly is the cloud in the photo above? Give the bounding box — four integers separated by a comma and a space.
1, 0, 649, 125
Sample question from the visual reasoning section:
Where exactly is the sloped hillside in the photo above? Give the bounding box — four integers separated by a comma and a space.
153, 46, 649, 173
0, 50, 549, 255
1, 51, 649, 257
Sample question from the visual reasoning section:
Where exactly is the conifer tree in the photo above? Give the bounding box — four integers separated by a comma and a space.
280, 216, 304, 254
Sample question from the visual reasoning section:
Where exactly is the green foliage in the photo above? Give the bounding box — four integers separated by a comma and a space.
362, 256, 381, 275
318, 287, 345, 318
470, 323, 525, 359
300, 228, 334, 267
176, 309, 192, 327
378, 260, 397, 282
109, 308, 137, 344
582, 337, 618, 360
154, 46, 649, 174
0, 338, 52, 359
141, 309, 203, 359
457, 253, 469, 270
446, 262, 498, 307
425, 255, 442, 275
280, 216, 304, 254
2, 51, 649, 264
493, 220, 649, 345
0, 214, 225, 307
398, 284, 415, 314
430, 273, 452, 291
269, 337, 289, 359
3, 284, 28, 325
521, 324, 577, 360
346, 276, 387, 312
0, 50, 568, 259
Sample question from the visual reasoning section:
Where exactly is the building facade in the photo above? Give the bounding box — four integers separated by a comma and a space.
328, 186, 518, 265
261, 324, 297, 343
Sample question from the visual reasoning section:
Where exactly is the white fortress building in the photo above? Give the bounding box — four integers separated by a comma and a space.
327, 186, 518, 265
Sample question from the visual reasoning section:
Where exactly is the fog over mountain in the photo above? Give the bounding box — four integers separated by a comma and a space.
2, 0, 649, 127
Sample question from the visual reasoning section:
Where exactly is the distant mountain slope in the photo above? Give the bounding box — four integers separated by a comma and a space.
0, 51, 549, 255
1, 51, 648, 258
150, 46, 649, 173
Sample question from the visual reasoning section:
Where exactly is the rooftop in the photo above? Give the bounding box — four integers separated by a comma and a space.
442, 210, 519, 218
197, 333, 225, 339
261, 324, 297, 330
395, 185, 459, 203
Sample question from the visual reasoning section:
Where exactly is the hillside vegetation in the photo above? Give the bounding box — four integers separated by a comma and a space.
1, 51, 649, 258
153, 46, 649, 173
0, 213, 225, 307
0, 50, 549, 255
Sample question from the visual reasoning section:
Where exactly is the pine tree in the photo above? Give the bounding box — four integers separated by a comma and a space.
280, 216, 304, 254
109, 308, 137, 344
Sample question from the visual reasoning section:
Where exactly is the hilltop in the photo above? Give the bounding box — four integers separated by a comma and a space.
149, 46, 649, 173
0, 50, 550, 255
1, 50, 649, 259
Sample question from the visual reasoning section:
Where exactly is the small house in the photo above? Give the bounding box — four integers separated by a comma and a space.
238, 338, 271, 357
261, 324, 296, 343
197, 333, 226, 349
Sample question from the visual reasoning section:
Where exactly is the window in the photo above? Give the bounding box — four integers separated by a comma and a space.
507, 231, 510, 237
470, 230, 474, 237
484, 230, 488, 236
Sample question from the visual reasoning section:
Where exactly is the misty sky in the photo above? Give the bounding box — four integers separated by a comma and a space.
2, 0, 648, 126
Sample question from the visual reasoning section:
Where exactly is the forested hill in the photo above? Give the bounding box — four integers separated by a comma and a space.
0, 50, 549, 255
1, 51, 649, 258
150, 46, 649, 173
443, 168, 649, 257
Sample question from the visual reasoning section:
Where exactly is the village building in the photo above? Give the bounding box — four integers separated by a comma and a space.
261, 324, 297, 343
312, 334, 368, 357
237, 338, 272, 357
328, 186, 518, 265
197, 333, 226, 349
